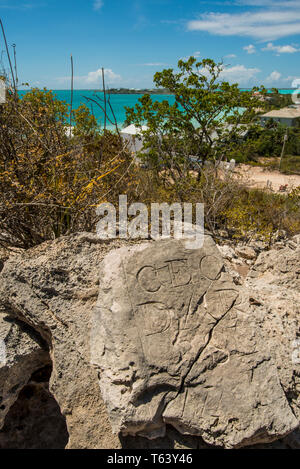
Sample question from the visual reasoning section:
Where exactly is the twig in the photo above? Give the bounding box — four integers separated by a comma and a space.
16, 110, 52, 152
12, 43, 18, 86
107, 98, 121, 139
102, 67, 107, 130
99, 158, 135, 201
0, 202, 71, 209
0, 19, 16, 92
83, 96, 115, 125
70, 54, 74, 134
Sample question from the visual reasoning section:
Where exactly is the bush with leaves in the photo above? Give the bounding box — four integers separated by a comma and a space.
223, 186, 300, 242
0, 62, 299, 250
125, 57, 266, 188
0, 88, 138, 248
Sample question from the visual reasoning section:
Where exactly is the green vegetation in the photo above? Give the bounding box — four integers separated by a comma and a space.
108, 88, 171, 95
0, 57, 299, 249
229, 122, 300, 164
125, 57, 265, 182
223, 186, 300, 241
0, 87, 139, 248
279, 155, 300, 175
265, 89, 293, 110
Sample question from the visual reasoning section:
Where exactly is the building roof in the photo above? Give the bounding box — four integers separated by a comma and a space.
261, 107, 300, 119
210, 124, 249, 141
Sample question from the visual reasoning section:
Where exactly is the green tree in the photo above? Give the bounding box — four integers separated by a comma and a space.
125, 57, 264, 186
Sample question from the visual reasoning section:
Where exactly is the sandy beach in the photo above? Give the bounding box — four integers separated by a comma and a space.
235, 164, 300, 193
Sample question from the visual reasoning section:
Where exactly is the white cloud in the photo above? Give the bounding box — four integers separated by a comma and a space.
236, 1, 300, 6
291, 78, 300, 88
224, 54, 237, 59
93, 0, 103, 11
186, 6, 300, 41
0, 2, 44, 10
275, 75, 300, 86
197, 63, 260, 85
57, 68, 122, 87
262, 42, 299, 53
266, 70, 282, 82
86, 68, 121, 84
219, 64, 260, 85
243, 44, 256, 54
142, 62, 168, 66
181, 51, 201, 61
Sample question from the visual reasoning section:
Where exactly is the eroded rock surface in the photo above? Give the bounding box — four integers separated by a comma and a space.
0, 314, 49, 430
92, 236, 298, 448
0, 232, 299, 449
0, 233, 125, 449
0, 365, 69, 449
246, 244, 300, 425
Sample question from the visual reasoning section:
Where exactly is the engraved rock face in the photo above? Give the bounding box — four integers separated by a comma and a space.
92, 236, 298, 448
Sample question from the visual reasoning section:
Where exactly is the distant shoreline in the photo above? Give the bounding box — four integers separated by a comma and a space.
18, 89, 174, 96
18, 88, 297, 94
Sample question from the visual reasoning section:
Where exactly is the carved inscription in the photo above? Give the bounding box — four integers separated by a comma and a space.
123, 246, 238, 370
95, 239, 299, 445
136, 302, 172, 336
135, 255, 224, 293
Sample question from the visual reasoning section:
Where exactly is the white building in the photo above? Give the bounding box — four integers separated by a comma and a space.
260, 107, 300, 127
120, 124, 148, 154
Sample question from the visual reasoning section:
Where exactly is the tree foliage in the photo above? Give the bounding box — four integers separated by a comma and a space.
125, 57, 265, 179
0, 88, 137, 248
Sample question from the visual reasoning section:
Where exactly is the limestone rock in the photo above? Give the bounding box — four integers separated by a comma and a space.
217, 244, 236, 261
92, 236, 298, 448
246, 243, 300, 425
0, 365, 69, 449
1, 232, 299, 449
292, 234, 300, 247
0, 233, 125, 449
0, 315, 49, 429
235, 245, 257, 261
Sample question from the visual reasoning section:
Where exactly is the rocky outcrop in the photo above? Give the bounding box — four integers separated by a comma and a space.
218, 236, 300, 448
0, 365, 69, 449
0, 233, 127, 449
0, 314, 49, 430
218, 236, 300, 428
0, 232, 299, 449
246, 243, 300, 424
92, 237, 298, 448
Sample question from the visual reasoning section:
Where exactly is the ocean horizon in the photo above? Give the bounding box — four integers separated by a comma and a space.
19, 89, 176, 130
18, 88, 298, 130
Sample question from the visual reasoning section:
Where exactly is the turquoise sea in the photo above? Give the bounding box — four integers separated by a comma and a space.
18, 88, 297, 130
18, 90, 176, 130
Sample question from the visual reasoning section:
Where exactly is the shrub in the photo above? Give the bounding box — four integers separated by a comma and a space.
223, 187, 300, 242
0, 88, 137, 248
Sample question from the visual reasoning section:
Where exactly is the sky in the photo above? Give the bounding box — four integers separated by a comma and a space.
1, 0, 300, 89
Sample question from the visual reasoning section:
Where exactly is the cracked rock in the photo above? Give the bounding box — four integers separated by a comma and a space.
91, 236, 298, 448
0, 233, 125, 449
235, 246, 257, 261
0, 314, 49, 430
246, 243, 300, 423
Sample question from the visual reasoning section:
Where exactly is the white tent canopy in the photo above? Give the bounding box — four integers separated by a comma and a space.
121, 124, 148, 154
121, 124, 148, 135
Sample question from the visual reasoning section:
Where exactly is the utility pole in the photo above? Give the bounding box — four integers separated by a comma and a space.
12, 43, 18, 86
279, 129, 288, 171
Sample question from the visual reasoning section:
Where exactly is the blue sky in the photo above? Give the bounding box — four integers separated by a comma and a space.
1, 0, 300, 89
